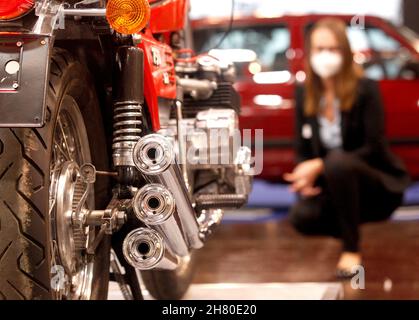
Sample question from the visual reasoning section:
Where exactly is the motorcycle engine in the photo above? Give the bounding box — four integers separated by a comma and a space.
159, 51, 252, 211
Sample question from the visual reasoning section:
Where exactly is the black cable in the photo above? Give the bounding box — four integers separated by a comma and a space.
212, 0, 235, 50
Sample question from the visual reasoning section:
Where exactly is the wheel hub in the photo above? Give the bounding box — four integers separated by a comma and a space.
55, 161, 90, 274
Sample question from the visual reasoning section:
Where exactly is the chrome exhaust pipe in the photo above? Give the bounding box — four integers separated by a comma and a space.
133, 184, 189, 257
198, 209, 224, 238
123, 228, 179, 270
133, 134, 203, 249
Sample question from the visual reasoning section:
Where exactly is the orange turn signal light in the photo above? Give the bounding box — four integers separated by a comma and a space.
106, 0, 151, 35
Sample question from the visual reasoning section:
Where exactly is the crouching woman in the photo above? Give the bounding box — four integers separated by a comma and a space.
284, 18, 410, 278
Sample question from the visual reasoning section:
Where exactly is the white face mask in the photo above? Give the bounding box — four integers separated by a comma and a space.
310, 51, 343, 79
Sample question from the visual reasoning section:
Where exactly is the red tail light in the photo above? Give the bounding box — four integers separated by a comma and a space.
0, 0, 35, 21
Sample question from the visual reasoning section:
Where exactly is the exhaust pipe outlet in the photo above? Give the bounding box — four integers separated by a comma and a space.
133, 184, 189, 257
133, 134, 203, 249
123, 228, 179, 270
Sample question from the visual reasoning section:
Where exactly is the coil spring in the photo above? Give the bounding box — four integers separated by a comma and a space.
112, 102, 144, 167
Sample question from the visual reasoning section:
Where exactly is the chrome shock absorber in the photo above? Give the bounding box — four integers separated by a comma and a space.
112, 46, 145, 182
112, 103, 143, 166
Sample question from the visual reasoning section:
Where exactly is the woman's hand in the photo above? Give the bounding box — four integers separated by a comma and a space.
283, 158, 325, 197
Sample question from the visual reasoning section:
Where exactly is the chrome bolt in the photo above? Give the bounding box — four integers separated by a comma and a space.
16, 41, 22, 47
12, 82, 19, 89
80, 163, 96, 184
40, 39, 46, 45
116, 211, 127, 227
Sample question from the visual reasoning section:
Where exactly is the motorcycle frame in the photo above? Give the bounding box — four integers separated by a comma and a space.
0, 0, 190, 132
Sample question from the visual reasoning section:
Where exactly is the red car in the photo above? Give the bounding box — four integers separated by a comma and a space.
192, 14, 419, 181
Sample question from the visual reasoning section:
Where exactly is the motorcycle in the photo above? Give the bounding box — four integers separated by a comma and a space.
0, 0, 252, 299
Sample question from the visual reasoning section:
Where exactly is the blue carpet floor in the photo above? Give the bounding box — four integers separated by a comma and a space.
222, 180, 419, 224
247, 180, 419, 209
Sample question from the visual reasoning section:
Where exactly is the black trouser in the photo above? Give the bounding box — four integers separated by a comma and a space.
289, 150, 404, 252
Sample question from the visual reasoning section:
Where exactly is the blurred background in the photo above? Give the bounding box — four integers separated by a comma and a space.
183, 0, 419, 300
191, 0, 404, 24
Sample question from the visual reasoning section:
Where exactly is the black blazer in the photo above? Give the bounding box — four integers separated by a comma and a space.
294, 77, 410, 194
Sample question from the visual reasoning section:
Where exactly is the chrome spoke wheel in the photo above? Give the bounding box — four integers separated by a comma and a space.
49, 95, 95, 300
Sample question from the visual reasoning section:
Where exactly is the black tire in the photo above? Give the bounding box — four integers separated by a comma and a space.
141, 251, 197, 300
0, 48, 110, 300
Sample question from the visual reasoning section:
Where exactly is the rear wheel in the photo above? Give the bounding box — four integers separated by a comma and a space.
0, 48, 110, 300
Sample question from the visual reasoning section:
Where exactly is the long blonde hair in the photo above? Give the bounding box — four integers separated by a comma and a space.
304, 18, 363, 116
